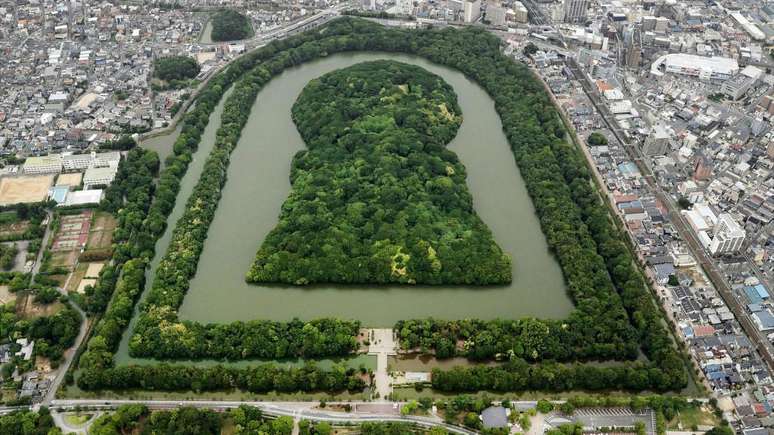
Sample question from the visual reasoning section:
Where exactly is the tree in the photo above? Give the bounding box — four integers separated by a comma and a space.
463, 412, 481, 429
677, 196, 692, 209
537, 400, 554, 414
523, 42, 539, 56
246, 60, 511, 287
210, 9, 252, 42
705, 425, 734, 435
587, 132, 608, 146
153, 56, 200, 82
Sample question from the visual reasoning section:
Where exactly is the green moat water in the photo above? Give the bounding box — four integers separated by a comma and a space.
141, 52, 572, 331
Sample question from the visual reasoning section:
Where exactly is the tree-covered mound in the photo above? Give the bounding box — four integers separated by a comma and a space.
153, 55, 200, 82
210, 9, 252, 42
247, 60, 511, 286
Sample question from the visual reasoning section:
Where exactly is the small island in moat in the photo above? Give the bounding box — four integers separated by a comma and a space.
246, 60, 511, 286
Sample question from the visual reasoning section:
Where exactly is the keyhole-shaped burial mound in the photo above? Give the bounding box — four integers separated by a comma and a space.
246, 60, 511, 286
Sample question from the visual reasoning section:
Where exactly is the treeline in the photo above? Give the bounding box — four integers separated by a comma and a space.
90, 404, 293, 435
132, 24, 396, 360
210, 9, 252, 41
82, 148, 158, 315
314, 18, 686, 389
431, 358, 678, 392
77, 362, 365, 393
130, 316, 360, 360
0, 408, 58, 435
26, 305, 81, 363
79, 24, 382, 390
89, 404, 441, 435
247, 60, 511, 286
78, 17, 684, 394
0, 202, 48, 242
395, 318, 637, 361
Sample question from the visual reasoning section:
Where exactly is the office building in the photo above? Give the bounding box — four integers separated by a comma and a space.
721, 65, 763, 100
512, 2, 529, 23
464, 0, 481, 23
709, 214, 746, 255
650, 53, 738, 81
562, 0, 587, 23
487, 4, 506, 26
643, 124, 671, 156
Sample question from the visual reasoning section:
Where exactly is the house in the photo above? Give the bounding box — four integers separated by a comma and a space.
15, 338, 34, 361
481, 406, 509, 429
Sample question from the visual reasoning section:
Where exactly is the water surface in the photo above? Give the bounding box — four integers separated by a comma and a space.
175, 52, 573, 326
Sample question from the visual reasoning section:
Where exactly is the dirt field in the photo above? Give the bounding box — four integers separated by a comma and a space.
0, 285, 16, 305
0, 175, 55, 205
77, 278, 97, 294
35, 355, 52, 373
52, 211, 92, 252
65, 263, 88, 293
0, 220, 28, 239
87, 212, 117, 250
18, 294, 63, 319
52, 251, 79, 269
56, 173, 82, 186
85, 262, 104, 278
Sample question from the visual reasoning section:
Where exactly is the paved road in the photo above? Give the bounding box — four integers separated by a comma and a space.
28, 211, 53, 286
25, 211, 91, 408
51, 410, 101, 435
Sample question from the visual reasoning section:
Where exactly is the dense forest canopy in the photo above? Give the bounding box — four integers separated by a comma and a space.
76, 17, 686, 394
247, 60, 511, 286
210, 9, 253, 41
153, 55, 200, 82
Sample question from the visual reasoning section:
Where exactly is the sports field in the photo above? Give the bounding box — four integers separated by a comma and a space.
0, 175, 54, 205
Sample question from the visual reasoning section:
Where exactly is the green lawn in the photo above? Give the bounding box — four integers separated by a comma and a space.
63, 413, 92, 427
667, 406, 720, 430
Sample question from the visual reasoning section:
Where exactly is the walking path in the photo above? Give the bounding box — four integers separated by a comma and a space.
367, 329, 396, 401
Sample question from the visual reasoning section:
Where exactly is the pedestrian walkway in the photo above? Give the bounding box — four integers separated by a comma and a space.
367, 329, 396, 401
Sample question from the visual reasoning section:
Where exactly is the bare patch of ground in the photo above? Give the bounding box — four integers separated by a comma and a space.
0, 175, 54, 205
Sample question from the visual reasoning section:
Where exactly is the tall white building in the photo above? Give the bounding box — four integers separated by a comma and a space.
512, 2, 529, 23
709, 214, 745, 255
464, 0, 481, 23
643, 124, 672, 156
487, 4, 506, 26
562, 0, 587, 23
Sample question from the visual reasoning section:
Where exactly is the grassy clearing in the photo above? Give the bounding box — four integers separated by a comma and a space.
19, 294, 64, 319
63, 413, 93, 427
66, 263, 88, 293
51, 251, 78, 269
87, 212, 117, 250
667, 406, 720, 430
